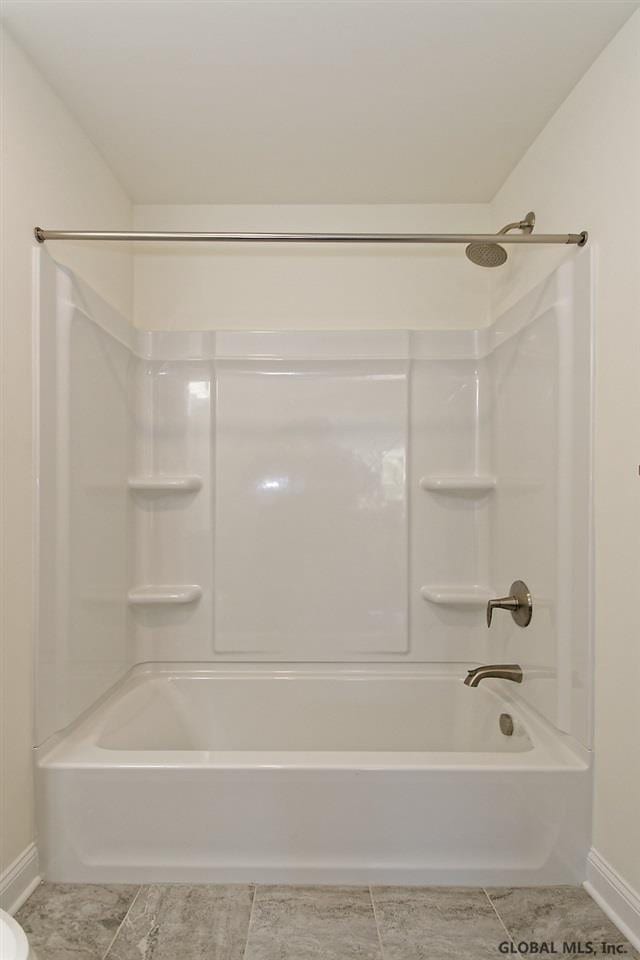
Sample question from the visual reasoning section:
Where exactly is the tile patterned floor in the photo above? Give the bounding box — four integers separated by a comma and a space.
15, 883, 639, 960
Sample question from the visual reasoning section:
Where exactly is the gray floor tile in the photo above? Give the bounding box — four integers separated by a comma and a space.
105, 884, 254, 960
243, 885, 382, 960
15, 883, 139, 960
371, 886, 512, 960
487, 887, 639, 958
15, 881, 637, 960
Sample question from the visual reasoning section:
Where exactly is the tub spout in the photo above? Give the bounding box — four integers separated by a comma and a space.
464, 664, 523, 687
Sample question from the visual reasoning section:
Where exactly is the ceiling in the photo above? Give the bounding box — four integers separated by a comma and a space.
3, 0, 638, 204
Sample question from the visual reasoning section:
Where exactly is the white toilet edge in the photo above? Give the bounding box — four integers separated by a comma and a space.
0, 908, 32, 960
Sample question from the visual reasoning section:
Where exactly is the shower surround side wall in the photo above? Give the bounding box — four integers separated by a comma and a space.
35, 255, 137, 746
487, 256, 593, 749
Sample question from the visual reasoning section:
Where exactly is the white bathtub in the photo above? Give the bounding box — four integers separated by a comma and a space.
37, 663, 591, 885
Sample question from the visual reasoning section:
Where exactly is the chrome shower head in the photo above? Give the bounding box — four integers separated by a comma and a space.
465, 211, 535, 268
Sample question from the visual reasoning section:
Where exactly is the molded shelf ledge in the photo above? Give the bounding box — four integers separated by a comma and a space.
128, 475, 202, 493
128, 585, 202, 606
421, 585, 493, 607
419, 475, 496, 493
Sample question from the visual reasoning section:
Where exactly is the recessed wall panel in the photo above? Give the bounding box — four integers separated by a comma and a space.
214, 359, 409, 657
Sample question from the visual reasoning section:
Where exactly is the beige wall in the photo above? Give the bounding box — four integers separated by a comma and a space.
133, 203, 490, 329
491, 11, 640, 893
0, 27, 133, 876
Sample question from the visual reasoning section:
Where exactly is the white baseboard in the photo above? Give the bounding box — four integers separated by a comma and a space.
0, 843, 40, 915
585, 848, 640, 952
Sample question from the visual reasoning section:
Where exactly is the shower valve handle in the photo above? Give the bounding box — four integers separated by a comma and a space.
486, 581, 532, 628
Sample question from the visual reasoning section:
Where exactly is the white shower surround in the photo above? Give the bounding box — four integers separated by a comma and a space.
34, 248, 593, 884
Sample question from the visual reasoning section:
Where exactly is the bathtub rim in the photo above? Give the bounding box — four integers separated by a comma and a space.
37, 661, 590, 773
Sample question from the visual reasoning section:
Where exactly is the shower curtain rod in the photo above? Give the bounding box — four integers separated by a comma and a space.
34, 227, 588, 246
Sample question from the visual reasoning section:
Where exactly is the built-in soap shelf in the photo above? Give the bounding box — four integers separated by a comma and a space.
128, 475, 202, 493
128, 585, 202, 606
420, 585, 493, 607
419, 475, 496, 494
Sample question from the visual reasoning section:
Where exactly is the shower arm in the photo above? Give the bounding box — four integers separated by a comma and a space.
34, 227, 588, 246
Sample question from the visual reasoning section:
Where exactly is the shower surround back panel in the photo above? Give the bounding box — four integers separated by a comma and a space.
214, 357, 408, 656
35, 249, 592, 751
129, 329, 490, 665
